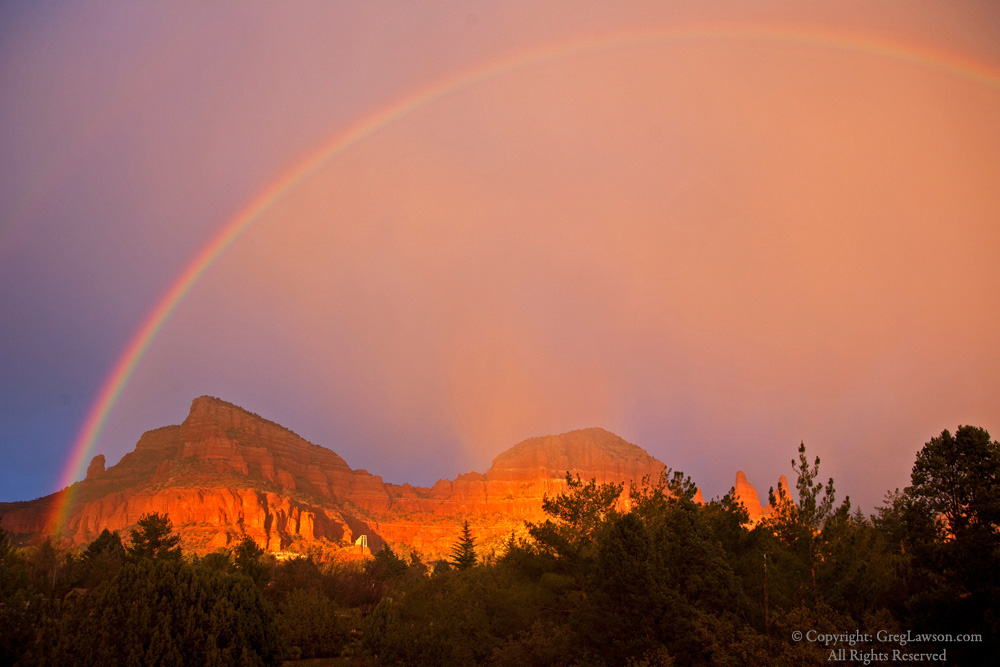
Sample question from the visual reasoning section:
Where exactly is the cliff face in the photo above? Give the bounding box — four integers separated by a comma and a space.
0, 397, 782, 560
0, 398, 388, 554
373, 427, 673, 556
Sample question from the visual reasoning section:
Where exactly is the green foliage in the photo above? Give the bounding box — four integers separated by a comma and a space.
232, 535, 269, 585
432, 558, 453, 576
585, 512, 659, 659
527, 473, 622, 585
38, 559, 280, 667
200, 548, 232, 573
0, 524, 51, 667
580, 472, 761, 667
0, 523, 11, 562
488, 621, 575, 667
126, 512, 181, 562
763, 442, 848, 605
275, 588, 351, 659
910, 425, 1000, 543
265, 556, 326, 606
899, 426, 1000, 664
77, 528, 125, 587
83, 528, 125, 561
408, 548, 428, 575
450, 520, 477, 570
370, 543, 409, 579
26, 537, 63, 594
364, 562, 563, 667
532, 473, 623, 553
266, 555, 391, 610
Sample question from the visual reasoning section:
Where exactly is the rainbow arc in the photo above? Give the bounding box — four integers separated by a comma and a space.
47, 20, 1000, 535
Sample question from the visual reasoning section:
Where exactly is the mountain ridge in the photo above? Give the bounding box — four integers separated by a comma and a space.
0, 396, 784, 559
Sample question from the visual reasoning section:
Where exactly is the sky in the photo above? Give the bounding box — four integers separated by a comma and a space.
2, 0, 999, 510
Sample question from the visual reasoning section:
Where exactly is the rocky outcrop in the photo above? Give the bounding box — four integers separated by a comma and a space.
734, 471, 764, 521
0, 396, 784, 560
731, 471, 794, 524
777, 474, 791, 500
86, 455, 105, 480
172, 397, 392, 513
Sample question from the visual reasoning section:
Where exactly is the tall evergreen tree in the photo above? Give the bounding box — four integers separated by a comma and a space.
909, 425, 1000, 543
79, 528, 125, 587
126, 512, 181, 562
233, 535, 268, 585
903, 426, 1000, 664
450, 521, 477, 570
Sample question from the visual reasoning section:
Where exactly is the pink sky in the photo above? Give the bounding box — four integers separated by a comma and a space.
2, 1, 999, 507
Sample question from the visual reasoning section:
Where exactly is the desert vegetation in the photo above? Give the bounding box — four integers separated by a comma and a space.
1, 425, 997, 666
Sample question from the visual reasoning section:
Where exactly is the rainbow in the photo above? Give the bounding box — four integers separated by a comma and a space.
46, 20, 1000, 534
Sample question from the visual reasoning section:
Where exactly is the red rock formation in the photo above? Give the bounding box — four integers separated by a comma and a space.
0, 397, 780, 561
734, 471, 765, 522
86, 455, 105, 480
370, 427, 676, 558
729, 471, 798, 525
0, 397, 384, 554
777, 474, 791, 500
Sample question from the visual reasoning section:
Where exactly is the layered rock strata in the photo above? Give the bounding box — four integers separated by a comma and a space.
0, 397, 781, 560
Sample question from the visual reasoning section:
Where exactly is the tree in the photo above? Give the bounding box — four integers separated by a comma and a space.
450, 521, 477, 570
233, 535, 269, 585
909, 425, 1000, 542
0, 523, 49, 667
527, 473, 622, 578
40, 559, 281, 667
764, 442, 845, 599
370, 543, 409, 579
902, 426, 1000, 664
83, 528, 125, 561
78, 528, 125, 587
126, 512, 181, 561
0, 523, 11, 562
28, 537, 62, 593
770, 442, 839, 534
275, 588, 351, 659
585, 512, 659, 661
200, 548, 232, 573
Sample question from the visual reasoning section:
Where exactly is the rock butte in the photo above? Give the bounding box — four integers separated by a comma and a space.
0, 397, 788, 560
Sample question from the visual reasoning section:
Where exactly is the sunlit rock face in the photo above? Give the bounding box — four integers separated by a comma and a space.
731, 470, 794, 525
0, 397, 383, 554
376, 427, 676, 557
0, 397, 776, 560
734, 470, 765, 521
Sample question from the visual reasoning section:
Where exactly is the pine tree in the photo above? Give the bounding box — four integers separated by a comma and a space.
233, 535, 268, 585
449, 520, 477, 570
126, 512, 181, 562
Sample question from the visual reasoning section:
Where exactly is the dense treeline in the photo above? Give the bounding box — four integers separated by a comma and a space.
1, 425, 998, 666
0, 512, 407, 665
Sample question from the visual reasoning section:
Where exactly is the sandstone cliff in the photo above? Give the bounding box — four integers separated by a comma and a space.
0, 396, 781, 560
